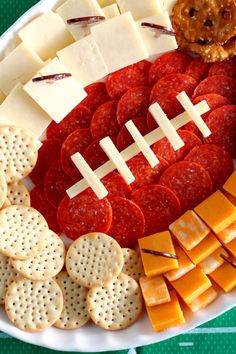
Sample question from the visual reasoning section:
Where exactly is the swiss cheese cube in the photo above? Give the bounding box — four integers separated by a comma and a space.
194, 191, 236, 234
171, 266, 212, 304
103, 4, 120, 18
24, 58, 87, 123
139, 275, 170, 307
224, 238, 236, 258
223, 171, 236, 198
116, 0, 162, 20
91, 12, 148, 73
187, 287, 218, 312
0, 42, 44, 95
199, 247, 228, 274
18, 11, 74, 60
165, 243, 195, 281
210, 262, 236, 292
0, 90, 6, 104
217, 220, 236, 244
169, 210, 210, 251
146, 290, 185, 332
139, 231, 178, 277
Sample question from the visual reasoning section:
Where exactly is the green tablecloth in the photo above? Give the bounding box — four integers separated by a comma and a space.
0, 1, 235, 352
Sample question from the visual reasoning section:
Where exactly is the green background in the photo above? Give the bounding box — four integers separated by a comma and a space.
0, 1, 235, 353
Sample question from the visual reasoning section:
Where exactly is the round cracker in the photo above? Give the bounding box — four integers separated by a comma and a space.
0, 126, 38, 183
87, 273, 143, 330
0, 252, 18, 304
5, 277, 63, 332
11, 230, 65, 280
0, 205, 48, 260
122, 248, 144, 281
7, 180, 30, 206
54, 271, 90, 329
66, 233, 124, 288
0, 172, 7, 209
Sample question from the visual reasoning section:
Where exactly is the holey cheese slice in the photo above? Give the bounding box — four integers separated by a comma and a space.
116, 0, 162, 20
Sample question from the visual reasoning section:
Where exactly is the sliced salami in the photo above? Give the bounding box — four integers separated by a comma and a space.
204, 105, 236, 158
57, 188, 112, 240
101, 172, 131, 199
159, 161, 213, 212
80, 82, 110, 113
44, 160, 74, 208
116, 117, 149, 151
208, 59, 236, 80
149, 51, 192, 84
117, 86, 150, 126
185, 57, 210, 82
107, 197, 145, 248
60, 128, 92, 180
90, 100, 119, 140
83, 139, 111, 171
152, 130, 202, 165
184, 144, 234, 191
46, 121, 61, 140
193, 75, 236, 104
150, 74, 197, 102
131, 184, 181, 236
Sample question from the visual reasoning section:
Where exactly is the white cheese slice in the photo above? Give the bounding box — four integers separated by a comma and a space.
97, 0, 114, 6
160, 0, 176, 14
0, 90, 6, 104
103, 4, 120, 18
125, 120, 159, 168
136, 12, 178, 59
176, 91, 212, 138
57, 35, 109, 87
71, 152, 108, 199
91, 12, 148, 73
18, 11, 74, 61
0, 115, 14, 126
24, 58, 87, 123
56, 0, 105, 41
0, 42, 44, 96
116, 0, 162, 20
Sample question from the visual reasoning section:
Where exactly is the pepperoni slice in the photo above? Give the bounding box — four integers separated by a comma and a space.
185, 57, 210, 82
131, 185, 181, 236
44, 161, 74, 208
90, 100, 119, 140
80, 82, 110, 113
57, 189, 112, 240
149, 51, 192, 84
106, 60, 151, 100
150, 74, 197, 102
117, 86, 150, 126
30, 139, 62, 186
30, 186, 61, 235
184, 144, 234, 191
208, 59, 236, 80
159, 161, 213, 212
204, 105, 236, 158
101, 172, 131, 199
152, 130, 202, 165
83, 139, 110, 171
116, 117, 149, 151
107, 197, 145, 248
193, 75, 236, 104
46, 121, 61, 140
61, 128, 92, 180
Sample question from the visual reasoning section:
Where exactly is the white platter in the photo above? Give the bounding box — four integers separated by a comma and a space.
0, 0, 236, 352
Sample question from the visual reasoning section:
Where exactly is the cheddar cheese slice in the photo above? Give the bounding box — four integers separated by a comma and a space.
199, 247, 228, 274
187, 287, 218, 312
217, 220, 236, 244
223, 171, 236, 198
228, 195, 236, 207
139, 275, 170, 307
225, 238, 236, 258
165, 243, 195, 281
210, 262, 236, 293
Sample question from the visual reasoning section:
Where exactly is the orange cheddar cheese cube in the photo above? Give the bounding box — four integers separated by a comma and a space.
165, 243, 195, 281
210, 262, 236, 292
183, 232, 221, 264
139, 275, 170, 307
225, 237, 236, 257
169, 210, 209, 250
146, 290, 185, 332
171, 266, 212, 304
217, 220, 236, 244
199, 247, 228, 274
194, 191, 236, 234
187, 287, 218, 312
223, 171, 236, 198
139, 231, 178, 277
228, 194, 236, 207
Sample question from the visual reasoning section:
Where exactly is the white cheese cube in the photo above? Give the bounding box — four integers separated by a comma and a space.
160, 0, 176, 14
57, 35, 109, 87
103, 4, 120, 18
18, 11, 74, 61
24, 58, 87, 123
91, 12, 148, 73
56, 0, 105, 41
97, 0, 115, 6
116, 0, 162, 20
136, 12, 178, 59
0, 42, 44, 96
0, 90, 6, 104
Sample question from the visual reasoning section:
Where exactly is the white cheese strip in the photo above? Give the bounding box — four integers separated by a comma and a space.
57, 0, 105, 41
67, 100, 209, 198
149, 103, 185, 151
0, 42, 44, 96
24, 58, 87, 123
0, 90, 6, 104
103, 4, 120, 18
91, 12, 148, 73
125, 120, 159, 168
176, 91, 212, 138
71, 152, 108, 199
18, 11, 74, 61
116, 0, 162, 20
57, 35, 109, 87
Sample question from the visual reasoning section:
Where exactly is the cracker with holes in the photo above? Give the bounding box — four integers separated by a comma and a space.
0, 172, 7, 209
0, 126, 38, 183
5, 277, 63, 332
0, 252, 18, 304
11, 230, 65, 280
66, 233, 124, 288
122, 248, 144, 281
54, 271, 90, 329
87, 273, 143, 330
0, 205, 48, 260
7, 180, 30, 206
